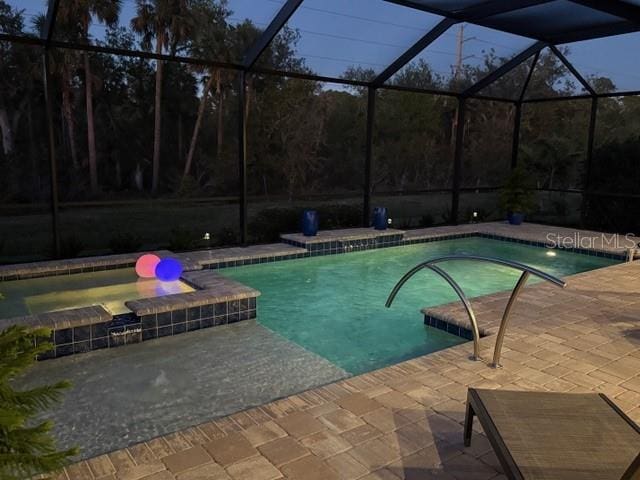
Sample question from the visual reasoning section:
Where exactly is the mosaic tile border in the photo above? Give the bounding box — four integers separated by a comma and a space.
38, 298, 257, 360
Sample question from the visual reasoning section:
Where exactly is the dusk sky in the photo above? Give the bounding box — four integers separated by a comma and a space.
9, 0, 640, 93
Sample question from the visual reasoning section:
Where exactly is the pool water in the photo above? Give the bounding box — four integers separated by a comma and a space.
221, 237, 617, 374
0, 269, 194, 318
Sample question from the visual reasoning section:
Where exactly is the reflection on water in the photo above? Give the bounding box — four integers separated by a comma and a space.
1, 269, 194, 317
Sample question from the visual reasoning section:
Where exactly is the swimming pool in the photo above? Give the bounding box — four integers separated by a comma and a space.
18, 236, 618, 458
221, 237, 616, 374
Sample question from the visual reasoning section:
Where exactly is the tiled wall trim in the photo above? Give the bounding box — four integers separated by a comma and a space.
1, 262, 136, 282
473, 232, 626, 260
423, 314, 476, 341
38, 297, 257, 360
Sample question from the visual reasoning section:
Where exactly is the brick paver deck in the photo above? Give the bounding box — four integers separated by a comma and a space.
55, 225, 640, 480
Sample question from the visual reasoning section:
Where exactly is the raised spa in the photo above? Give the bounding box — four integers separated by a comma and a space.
0, 268, 194, 317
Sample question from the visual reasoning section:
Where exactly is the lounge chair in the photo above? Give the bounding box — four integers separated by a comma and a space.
464, 388, 640, 480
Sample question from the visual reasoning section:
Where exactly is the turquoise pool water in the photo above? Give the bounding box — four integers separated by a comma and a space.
222, 237, 617, 374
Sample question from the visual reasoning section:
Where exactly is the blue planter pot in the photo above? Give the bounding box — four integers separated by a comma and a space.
301, 209, 319, 236
372, 207, 388, 230
507, 212, 525, 225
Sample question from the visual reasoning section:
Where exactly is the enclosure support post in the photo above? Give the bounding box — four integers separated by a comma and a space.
363, 87, 376, 227
451, 97, 466, 225
238, 71, 248, 245
582, 96, 598, 224
511, 102, 522, 169
585, 96, 598, 193
43, 49, 60, 258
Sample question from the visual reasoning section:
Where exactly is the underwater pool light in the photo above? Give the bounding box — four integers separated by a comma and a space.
546, 250, 557, 257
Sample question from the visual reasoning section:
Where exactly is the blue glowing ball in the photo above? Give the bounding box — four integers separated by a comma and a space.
155, 258, 183, 282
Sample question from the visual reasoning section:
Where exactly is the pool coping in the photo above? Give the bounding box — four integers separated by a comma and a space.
1, 223, 634, 283
281, 228, 406, 245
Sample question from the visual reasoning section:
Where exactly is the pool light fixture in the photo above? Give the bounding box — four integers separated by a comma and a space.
546, 250, 557, 257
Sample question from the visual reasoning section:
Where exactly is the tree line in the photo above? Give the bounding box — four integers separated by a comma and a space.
0, 0, 638, 210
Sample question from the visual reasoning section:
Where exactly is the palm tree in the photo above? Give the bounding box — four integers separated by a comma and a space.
132, 0, 192, 195
43, 1, 122, 194
181, 0, 229, 183
75, 0, 122, 194
34, 14, 80, 171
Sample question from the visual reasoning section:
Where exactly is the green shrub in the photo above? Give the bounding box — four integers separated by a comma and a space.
109, 232, 143, 254
213, 227, 238, 247
0, 326, 78, 479
420, 214, 434, 228
173, 175, 202, 198
552, 198, 568, 216
439, 207, 452, 224
317, 204, 361, 230
56, 235, 85, 259
248, 207, 300, 243
248, 204, 363, 243
500, 167, 534, 214
168, 226, 200, 252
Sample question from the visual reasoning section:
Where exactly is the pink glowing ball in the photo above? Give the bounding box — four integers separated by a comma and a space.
135, 254, 161, 278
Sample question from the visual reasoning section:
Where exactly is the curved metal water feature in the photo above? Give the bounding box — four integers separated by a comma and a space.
385, 255, 566, 367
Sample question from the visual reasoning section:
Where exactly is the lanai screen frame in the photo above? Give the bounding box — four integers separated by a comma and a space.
1, 0, 639, 252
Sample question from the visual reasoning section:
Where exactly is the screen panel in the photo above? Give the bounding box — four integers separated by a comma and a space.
523, 47, 587, 99
479, 0, 630, 42
1, 0, 47, 37
559, 32, 640, 94
49, 49, 240, 256
477, 56, 533, 100
591, 95, 640, 195
463, 100, 515, 188
0, 42, 52, 263
247, 76, 365, 242
519, 99, 591, 190
51, 0, 283, 65
387, 23, 535, 92
271, 0, 445, 81
371, 90, 456, 228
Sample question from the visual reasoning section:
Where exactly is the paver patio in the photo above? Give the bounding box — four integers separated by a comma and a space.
54, 224, 640, 480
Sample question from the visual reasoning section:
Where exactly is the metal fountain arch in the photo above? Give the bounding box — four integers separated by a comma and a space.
385, 255, 566, 367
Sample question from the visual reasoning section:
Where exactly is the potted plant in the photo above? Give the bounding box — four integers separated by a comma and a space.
500, 167, 534, 225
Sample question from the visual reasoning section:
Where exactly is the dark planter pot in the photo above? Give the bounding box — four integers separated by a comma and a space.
301, 209, 319, 236
507, 212, 525, 225
372, 207, 388, 230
